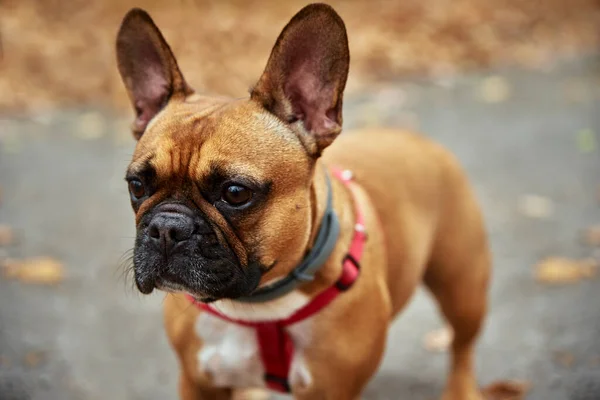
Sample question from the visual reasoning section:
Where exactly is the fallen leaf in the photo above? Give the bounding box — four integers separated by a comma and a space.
482, 380, 530, 400
554, 351, 575, 368
24, 351, 44, 367
576, 128, 596, 153
518, 195, 554, 219
534, 257, 597, 285
423, 325, 453, 352
479, 76, 511, 104
582, 226, 600, 247
0, 225, 14, 246
2, 257, 65, 285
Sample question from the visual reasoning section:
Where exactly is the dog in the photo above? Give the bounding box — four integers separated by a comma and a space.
116, 3, 491, 399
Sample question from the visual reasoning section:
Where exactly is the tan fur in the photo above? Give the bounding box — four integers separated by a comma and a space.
163, 127, 490, 399
117, 4, 490, 400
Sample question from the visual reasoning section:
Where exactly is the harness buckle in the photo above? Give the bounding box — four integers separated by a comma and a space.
335, 254, 361, 291
344, 253, 361, 270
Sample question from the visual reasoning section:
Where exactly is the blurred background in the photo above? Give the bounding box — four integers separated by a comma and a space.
0, 0, 599, 399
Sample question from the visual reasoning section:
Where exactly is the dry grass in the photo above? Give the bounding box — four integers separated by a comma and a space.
0, 0, 599, 113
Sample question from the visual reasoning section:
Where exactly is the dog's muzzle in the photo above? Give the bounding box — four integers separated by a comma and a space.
132, 202, 261, 299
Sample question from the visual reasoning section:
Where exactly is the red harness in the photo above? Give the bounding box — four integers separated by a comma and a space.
187, 168, 366, 393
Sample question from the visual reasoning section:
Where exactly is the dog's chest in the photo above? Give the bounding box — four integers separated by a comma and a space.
195, 313, 313, 390
195, 313, 264, 388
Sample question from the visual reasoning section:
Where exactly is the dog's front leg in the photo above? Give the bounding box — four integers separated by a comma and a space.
287, 320, 389, 400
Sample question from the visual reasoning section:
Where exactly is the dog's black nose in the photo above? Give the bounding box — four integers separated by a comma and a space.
148, 213, 194, 254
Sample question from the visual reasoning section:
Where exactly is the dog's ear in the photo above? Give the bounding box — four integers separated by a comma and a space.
116, 8, 192, 140
251, 3, 349, 156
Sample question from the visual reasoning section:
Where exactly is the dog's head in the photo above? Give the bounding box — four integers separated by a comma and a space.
116, 3, 349, 301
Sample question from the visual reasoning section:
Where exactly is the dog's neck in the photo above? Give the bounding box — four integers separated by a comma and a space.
308, 162, 330, 248
300, 161, 350, 290
209, 160, 355, 321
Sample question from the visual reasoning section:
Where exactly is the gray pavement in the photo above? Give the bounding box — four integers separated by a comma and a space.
0, 55, 599, 400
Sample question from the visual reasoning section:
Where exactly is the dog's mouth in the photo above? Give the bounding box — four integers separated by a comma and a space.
129, 201, 262, 300
132, 228, 265, 299
133, 251, 263, 300
137, 251, 278, 303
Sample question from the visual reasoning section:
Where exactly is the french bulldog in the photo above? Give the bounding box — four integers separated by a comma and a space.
116, 3, 491, 399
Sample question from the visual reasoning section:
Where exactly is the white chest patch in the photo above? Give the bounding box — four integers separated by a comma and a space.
196, 313, 264, 388
195, 301, 315, 392
288, 321, 314, 390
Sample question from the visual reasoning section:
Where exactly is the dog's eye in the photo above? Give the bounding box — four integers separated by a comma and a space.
128, 179, 146, 200
222, 184, 253, 206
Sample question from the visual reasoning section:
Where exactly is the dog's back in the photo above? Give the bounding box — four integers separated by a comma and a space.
323, 128, 490, 315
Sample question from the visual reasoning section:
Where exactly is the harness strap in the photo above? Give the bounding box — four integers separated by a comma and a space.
257, 324, 293, 392
187, 167, 366, 393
